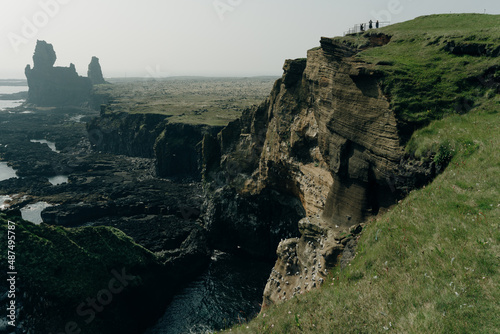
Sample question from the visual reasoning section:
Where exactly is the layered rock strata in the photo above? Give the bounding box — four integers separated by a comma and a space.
202, 36, 437, 306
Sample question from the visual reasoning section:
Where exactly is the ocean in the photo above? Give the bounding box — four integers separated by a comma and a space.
0, 85, 28, 110
146, 251, 271, 334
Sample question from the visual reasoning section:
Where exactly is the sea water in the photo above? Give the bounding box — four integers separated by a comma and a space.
48, 175, 68, 185
146, 251, 272, 334
20, 202, 53, 224
0, 85, 28, 111
0, 161, 18, 181
30, 139, 60, 153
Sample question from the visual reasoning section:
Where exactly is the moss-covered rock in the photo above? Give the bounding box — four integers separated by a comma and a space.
0, 212, 173, 333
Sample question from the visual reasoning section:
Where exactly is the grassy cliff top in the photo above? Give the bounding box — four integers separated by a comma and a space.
227, 14, 500, 333
94, 77, 277, 126
339, 14, 499, 136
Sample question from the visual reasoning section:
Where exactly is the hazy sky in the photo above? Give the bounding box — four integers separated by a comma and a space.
1, 0, 499, 79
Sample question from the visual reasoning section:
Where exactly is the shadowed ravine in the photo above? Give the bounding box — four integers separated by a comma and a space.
145, 252, 272, 334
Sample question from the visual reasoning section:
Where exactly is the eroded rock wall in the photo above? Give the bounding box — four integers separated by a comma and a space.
309, 37, 403, 229
202, 58, 334, 260
202, 37, 437, 306
87, 112, 223, 178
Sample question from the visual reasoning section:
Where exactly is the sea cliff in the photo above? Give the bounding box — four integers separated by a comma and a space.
201, 14, 499, 307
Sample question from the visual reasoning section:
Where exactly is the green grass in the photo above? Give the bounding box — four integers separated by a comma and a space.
225, 14, 500, 334
338, 14, 500, 134
0, 213, 161, 331
0, 214, 157, 299
95, 77, 276, 126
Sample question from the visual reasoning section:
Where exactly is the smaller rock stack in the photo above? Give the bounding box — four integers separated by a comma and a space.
88, 56, 107, 85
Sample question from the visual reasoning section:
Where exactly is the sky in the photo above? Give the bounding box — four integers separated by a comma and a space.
0, 0, 499, 79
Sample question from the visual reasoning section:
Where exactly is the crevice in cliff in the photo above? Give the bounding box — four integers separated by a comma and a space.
367, 166, 381, 216
290, 136, 318, 163
350, 72, 381, 98
367, 33, 392, 47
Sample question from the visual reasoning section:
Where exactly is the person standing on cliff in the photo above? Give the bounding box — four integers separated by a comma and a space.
376, 20, 380, 28
369, 20, 373, 29
360, 23, 364, 32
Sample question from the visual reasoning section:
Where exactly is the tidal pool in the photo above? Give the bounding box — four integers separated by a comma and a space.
30, 139, 60, 153
20, 202, 53, 224
0, 161, 18, 181
48, 175, 69, 185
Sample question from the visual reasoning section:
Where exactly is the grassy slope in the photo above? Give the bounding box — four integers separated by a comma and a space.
0, 213, 157, 298
227, 14, 500, 333
347, 14, 499, 130
0, 213, 160, 330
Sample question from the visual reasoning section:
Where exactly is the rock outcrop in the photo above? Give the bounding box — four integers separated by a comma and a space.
88, 56, 107, 85
24, 40, 106, 107
202, 36, 437, 306
87, 111, 223, 178
262, 217, 363, 305
443, 40, 500, 57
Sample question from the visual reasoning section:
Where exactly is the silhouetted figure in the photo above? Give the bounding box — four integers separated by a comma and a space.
369, 20, 373, 29
360, 23, 364, 32
376, 20, 380, 28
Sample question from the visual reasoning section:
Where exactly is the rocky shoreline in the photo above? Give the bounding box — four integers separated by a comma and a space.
0, 104, 215, 333
0, 74, 279, 332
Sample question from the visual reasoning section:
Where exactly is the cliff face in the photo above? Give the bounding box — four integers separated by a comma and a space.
87, 111, 223, 178
202, 36, 436, 305
308, 37, 404, 228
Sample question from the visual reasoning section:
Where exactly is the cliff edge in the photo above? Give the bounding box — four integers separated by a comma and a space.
202, 14, 499, 307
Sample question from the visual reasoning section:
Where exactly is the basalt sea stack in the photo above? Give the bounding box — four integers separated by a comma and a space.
88, 56, 107, 85
24, 40, 105, 107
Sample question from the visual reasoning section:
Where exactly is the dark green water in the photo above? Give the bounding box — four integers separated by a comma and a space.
145, 251, 272, 334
